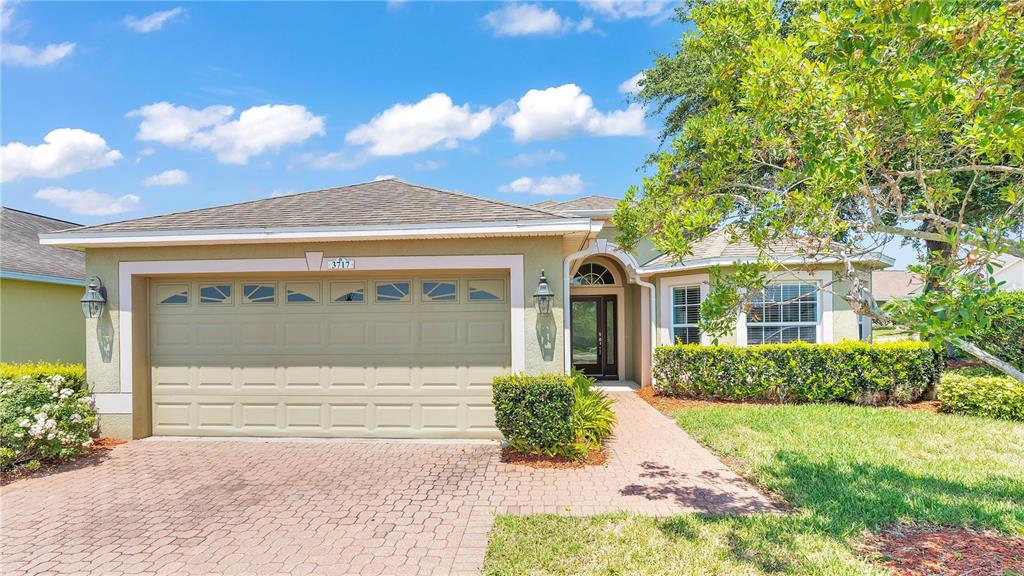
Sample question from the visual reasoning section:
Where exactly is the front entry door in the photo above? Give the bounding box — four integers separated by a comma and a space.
571, 295, 618, 379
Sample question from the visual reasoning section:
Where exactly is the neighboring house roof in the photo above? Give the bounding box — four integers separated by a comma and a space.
41, 179, 597, 248
0, 207, 85, 284
871, 270, 924, 301
640, 229, 894, 271
531, 200, 561, 209
549, 195, 620, 212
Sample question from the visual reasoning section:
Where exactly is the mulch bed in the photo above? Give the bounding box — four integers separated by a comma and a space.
634, 386, 774, 415
500, 446, 608, 469
0, 437, 126, 486
864, 526, 1024, 576
636, 387, 951, 416
898, 400, 942, 414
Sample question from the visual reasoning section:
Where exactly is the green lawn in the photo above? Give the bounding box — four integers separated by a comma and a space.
484, 404, 1024, 575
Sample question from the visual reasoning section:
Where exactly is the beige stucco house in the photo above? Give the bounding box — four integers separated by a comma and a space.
1, 208, 86, 364
40, 179, 891, 440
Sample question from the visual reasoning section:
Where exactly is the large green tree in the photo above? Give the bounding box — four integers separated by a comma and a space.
616, 0, 1024, 379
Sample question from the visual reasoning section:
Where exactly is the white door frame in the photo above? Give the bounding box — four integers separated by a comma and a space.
94, 253, 525, 413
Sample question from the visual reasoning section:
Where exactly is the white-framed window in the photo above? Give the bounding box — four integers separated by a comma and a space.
746, 283, 819, 344
671, 285, 701, 344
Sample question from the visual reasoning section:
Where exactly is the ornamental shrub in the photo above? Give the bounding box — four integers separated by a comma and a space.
939, 369, 1024, 421
493, 373, 574, 457
0, 362, 87, 392
653, 341, 943, 405
1, 372, 97, 470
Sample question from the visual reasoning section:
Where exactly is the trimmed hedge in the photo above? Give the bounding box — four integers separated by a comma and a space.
653, 341, 943, 405
493, 373, 574, 457
965, 291, 1024, 371
939, 369, 1024, 421
0, 362, 86, 392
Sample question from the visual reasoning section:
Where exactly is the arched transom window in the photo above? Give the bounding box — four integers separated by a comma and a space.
573, 262, 615, 286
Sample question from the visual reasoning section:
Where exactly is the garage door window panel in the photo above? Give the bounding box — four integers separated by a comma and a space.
422, 280, 458, 303
286, 282, 321, 304
330, 281, 365, 304
156, 284, 190, 305
468, 279, 504, 302
199, 284, 232, 305
376, 281, 410, 303
242, 283, 277, 304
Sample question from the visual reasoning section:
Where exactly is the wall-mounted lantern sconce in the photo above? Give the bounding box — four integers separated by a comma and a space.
80, 277, 107, 319
533, 269, 555, 314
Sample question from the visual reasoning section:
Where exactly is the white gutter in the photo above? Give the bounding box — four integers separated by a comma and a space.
39, 218, 598, 249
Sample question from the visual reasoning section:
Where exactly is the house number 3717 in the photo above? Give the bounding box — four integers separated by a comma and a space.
326, 258, 355, 270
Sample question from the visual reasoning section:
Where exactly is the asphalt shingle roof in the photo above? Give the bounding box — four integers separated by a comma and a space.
642, 229, 807, 268
546, 195, 620, 211
56, 179, 573, 235
1, 208, 85, 281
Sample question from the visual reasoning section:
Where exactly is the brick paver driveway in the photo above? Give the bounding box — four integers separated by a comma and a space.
2, 392, 774, 576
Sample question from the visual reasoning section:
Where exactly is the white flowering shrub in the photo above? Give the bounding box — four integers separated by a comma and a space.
0, 374, 97, 470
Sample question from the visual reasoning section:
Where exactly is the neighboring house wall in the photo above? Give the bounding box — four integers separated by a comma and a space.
0, 278, 86, 363
994, 256, 1023, 291
83, 236, 566, 439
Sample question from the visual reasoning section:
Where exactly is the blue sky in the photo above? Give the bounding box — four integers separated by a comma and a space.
1, 1, 915, 266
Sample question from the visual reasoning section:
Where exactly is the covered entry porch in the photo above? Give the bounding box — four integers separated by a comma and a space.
564, 240, 653, 385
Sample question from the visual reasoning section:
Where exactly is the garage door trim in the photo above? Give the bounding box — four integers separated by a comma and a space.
94, 254, 524, 413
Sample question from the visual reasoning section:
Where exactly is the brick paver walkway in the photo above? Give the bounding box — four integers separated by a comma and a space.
1, 392, 775, 576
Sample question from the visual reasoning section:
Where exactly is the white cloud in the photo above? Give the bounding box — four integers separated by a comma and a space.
505, 149, 566, 167
504, 84, 645, 141
581, 1, 672, 20
293, 150, 368, 171
128, 102, 325, 164
124, 7, 184, 33
141, 168, 189, 187
345, 93, 495, 157
1, 41, 75, 67
34, 187, 141, 216
484, 3, 564, 36
499, 173, 584, 196
1, 1, 15, 29
1, 128, 122, 183
414, 160, 445, 171
373, 174, 398, 181
619, 72, 644, 95
1, 2, 76, 67
483, 3, 594, 36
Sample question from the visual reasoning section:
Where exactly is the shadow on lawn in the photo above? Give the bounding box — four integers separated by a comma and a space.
655, 451, 1024, 573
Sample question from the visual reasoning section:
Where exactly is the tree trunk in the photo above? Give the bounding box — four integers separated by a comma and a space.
954, 339, 1024, 383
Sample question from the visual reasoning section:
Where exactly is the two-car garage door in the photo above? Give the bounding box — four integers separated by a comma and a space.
149, 272, 510, 438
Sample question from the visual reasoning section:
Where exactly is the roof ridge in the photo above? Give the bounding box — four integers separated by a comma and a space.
54, 181, 385, 233
1, 206, 81, 227
390, 178, 573, 220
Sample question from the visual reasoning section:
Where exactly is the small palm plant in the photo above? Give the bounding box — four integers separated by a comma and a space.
568, 370, 616, 453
